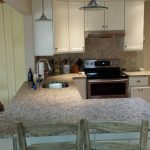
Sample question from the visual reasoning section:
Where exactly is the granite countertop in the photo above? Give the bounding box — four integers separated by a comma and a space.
124, 71, 150, 76
1, 73, 150, 135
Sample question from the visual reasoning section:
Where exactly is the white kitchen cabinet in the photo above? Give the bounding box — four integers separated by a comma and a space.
53, 0, 85, 53
129, 76, 150, 102
124, 2, 144, 51
73, 78, 87, 99
69, 2, 85, 52
105, 2, 124, 30
129, 76, 148, 87
85, 2, 104, 31
53, 0, 69, 53
32, 0, 54, 56
85, 2, 124, 31
131, 87, 150, 103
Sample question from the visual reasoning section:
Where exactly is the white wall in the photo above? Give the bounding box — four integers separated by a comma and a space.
24, 16, 35, 80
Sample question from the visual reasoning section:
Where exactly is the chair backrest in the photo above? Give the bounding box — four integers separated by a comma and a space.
83, 119, 149, 150
16, 121, 85, 150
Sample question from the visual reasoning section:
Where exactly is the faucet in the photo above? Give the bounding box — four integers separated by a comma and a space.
36, 58, 51, 79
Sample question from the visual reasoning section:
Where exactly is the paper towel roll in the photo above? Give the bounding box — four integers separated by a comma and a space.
39, 62, 45, 79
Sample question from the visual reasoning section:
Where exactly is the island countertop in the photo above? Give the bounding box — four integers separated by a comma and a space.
1, 73, 150, 135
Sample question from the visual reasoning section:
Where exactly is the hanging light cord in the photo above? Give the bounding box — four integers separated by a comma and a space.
42, 0, 44, 15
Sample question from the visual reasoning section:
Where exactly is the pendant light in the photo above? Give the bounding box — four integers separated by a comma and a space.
79, 0, 108, 11
35, 0, 52, 21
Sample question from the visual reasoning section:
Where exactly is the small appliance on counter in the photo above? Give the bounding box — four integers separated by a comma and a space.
62, 58, 72, 74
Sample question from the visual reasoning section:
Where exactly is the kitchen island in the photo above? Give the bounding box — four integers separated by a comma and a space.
0, 74, 150, 135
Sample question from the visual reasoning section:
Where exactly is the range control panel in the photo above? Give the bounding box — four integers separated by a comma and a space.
84, 59, 120, 69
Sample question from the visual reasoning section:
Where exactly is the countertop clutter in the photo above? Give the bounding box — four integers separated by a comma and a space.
0, 73, 150, 135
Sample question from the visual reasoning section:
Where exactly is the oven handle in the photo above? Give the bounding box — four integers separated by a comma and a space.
88, 79, 128, 83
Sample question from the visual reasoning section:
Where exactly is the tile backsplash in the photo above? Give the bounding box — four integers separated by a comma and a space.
36, 38, 144, 71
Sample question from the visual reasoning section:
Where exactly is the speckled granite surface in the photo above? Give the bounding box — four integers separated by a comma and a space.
0, 74, 150, 135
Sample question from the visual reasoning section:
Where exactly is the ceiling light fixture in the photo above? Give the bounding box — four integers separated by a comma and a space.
79, 0, 108, 11
35, 0, 52, 21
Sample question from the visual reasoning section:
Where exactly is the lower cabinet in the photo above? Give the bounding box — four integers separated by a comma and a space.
129, 76, 150, 102
130, 87, 150, 103
73, 78, 87, 99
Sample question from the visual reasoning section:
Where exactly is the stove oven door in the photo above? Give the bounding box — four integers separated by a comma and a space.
87, 79, 129, 99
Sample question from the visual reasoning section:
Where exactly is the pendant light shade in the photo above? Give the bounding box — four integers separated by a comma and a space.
79, 0, 108, 11
35, 0, 52, 21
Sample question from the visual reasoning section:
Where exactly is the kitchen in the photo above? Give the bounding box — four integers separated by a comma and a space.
1, 0, 150, 149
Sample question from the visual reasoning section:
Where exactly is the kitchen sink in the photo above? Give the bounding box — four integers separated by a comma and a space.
42, 81, 69, 89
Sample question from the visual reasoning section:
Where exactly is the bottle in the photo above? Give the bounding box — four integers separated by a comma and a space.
28, 68, 33, 82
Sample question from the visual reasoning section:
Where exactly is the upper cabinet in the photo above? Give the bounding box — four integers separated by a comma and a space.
105, 2, 124, 30
53, 0, 69, 53
69, 2, 85, 52
32, 0, 54, 56
53, 0, 85, 53
124, 2, 144, 51
85, 2, 124, 31
85, 2, 104, 31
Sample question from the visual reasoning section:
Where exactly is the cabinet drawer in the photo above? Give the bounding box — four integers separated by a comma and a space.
129, 76, 148, 87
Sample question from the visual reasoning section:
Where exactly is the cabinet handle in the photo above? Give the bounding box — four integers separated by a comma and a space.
136, 80, 141, 83
105, 25, 108, 28
102, 25, 105, 28
55, 48, 58, 50
139, 88, 143, 91
125, 45, 127, 48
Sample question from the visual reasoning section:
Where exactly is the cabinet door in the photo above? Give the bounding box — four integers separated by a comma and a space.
53, 0, 69, 53
105, 2, 124, 30
73, 78, 87, 99
130, 87, 150, 103
69, 2, 85, 52
32, 0, 53, 56
124, 2, 144, 51
85, 2, 104, 31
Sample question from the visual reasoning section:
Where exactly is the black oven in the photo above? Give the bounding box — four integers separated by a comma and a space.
84, 59, 129, 99
88, 79, 128, 99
